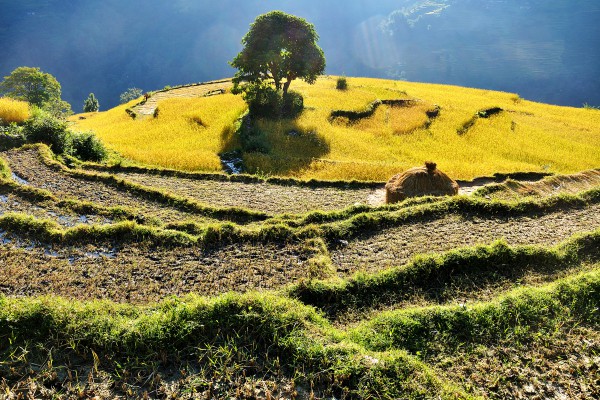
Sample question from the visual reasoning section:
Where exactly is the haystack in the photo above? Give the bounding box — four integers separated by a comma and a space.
385, 162, 459, 204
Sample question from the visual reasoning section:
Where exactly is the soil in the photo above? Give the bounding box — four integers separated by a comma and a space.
116, 171, 379, 214
0, 241, 309, 303
430, 326, 600, 399
332, 204, 600, 274
1, 148, 218, 224
0, 188, 113, 227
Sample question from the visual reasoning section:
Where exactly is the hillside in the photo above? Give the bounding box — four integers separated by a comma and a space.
1, 67, 600, 398
71, 76, 600, 181
0, 139, 599, 398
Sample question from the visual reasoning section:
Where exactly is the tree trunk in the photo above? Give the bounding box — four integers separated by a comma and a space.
282, 79, 292, 95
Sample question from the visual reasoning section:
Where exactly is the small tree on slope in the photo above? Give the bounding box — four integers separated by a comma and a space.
83, 93, 99, 112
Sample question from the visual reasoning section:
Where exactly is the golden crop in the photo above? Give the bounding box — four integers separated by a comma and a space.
0, 97, 30, 125
72, 94, 246, 171
71, 77, 600, 180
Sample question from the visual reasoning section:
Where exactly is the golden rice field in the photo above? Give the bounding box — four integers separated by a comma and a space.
71, 77, 600, 181
0, 97, 30, 125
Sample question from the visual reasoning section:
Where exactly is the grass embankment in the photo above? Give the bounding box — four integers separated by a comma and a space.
473, 169, 600, 200
1, 184, 598, 249
29, 144, 271, 224
72, 76, 600, 181
1, 234, 598, 398
290, 230, 600, 318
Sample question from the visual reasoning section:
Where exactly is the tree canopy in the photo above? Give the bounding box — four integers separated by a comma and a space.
0, 66, 71, 117
83, 93, 100, 112
231, 11, 326, 95
119, 87, 143, 104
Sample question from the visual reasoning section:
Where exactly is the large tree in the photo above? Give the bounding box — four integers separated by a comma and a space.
231, 11, 326, 95
0, 66, 72, 117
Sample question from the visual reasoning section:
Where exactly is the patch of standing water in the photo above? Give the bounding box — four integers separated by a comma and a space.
0, 229, 11, 244
11, 173, 29, 185
0, 195, 8, 203
220, 152, 244, 174
84, 247, 118, 259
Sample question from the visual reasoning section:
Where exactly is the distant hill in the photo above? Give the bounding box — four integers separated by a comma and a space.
2, 0, 599, 110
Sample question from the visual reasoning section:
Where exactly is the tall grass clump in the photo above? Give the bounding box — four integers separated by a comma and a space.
0, 156, 11, 179
0, 97, 30, 125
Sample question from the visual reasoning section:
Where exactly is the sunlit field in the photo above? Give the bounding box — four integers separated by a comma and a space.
72, 77, 600, 180
72, 94, 246, 171
0, 97, 30, 125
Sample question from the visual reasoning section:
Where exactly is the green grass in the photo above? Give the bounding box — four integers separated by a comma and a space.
0, 292, 472, 398
289, 229, 600, 317
2, 251, 598, 397
351, 267, 600, 356
1, 142, 599, 397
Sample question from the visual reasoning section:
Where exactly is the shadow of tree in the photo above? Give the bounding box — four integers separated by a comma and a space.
220, 116, 330, 176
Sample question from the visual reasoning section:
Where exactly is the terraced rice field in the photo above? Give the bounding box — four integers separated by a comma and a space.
131, 80, 233, 117
1, 145, 599, 399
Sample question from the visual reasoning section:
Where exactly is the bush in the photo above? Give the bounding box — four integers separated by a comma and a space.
72, 132, 107, 161
282, 90, 304, 118
24, 111, 72, 154
0, 123, 26, 150
119, 87, 143, 104
243, 83, 282, 118
242, 83, 304, 119
336, 76, 348, 90
83, 93, 99, 112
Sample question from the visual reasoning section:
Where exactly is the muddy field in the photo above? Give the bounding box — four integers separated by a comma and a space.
1, 145, 599, 399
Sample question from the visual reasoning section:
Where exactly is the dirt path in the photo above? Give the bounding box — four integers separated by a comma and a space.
332, 204, 600, 274
1, 148, 217, 224
132, 80, 233, 117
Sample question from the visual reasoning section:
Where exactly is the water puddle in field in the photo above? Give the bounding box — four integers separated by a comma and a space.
0, 195, 8, 203
0, 229, 11, 244
0, 233, 118, 263
84, 247, 118, 259
11, 173, 29, 185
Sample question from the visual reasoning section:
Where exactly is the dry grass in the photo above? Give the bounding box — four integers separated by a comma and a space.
0, 97, 30, 125
71, 77, 600, 181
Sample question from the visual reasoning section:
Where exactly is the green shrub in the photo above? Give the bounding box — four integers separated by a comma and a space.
241, 83, 304, 119
243, 83, 282, 118
282, 90, 304, 118
71, 132, 107, 161
83, 93, 99, 112
119, 87, 143, 104
24, 110, 72, 154
336, 76, 348, 90
0, 123, 26, 150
